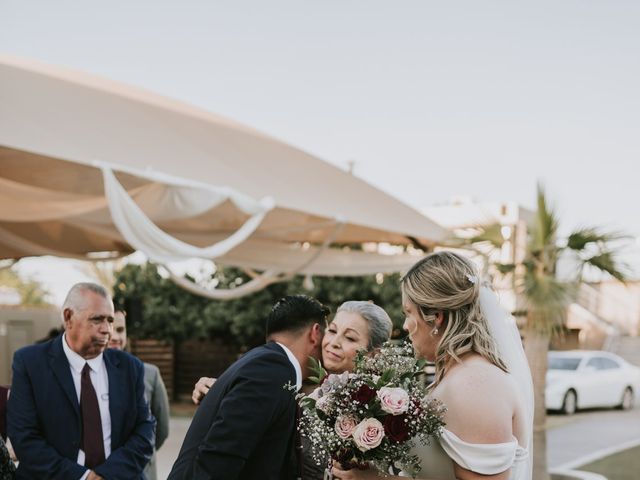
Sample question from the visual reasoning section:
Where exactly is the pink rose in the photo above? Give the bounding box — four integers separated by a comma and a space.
335, 415, 358, 440
377, 387, 409, 415
352, 418, 384, 452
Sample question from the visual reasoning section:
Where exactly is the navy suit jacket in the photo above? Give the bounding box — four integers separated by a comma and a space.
7, 336, 155, 480
168, 342, 298, 480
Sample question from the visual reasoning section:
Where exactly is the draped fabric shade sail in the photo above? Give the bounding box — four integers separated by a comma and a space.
0, 55, 447, 296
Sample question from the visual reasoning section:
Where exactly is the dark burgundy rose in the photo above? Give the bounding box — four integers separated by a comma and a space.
383, 414, 410, 443
351, 384, 377, 405
334, 448, 352, 465
333, 448, 359, 470
333, 457, 370, 471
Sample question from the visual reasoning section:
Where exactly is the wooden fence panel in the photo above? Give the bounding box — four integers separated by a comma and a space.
129, 339, 175, 400
175, 339, 241, 400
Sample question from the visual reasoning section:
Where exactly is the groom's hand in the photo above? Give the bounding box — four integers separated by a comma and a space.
192, 377, 215, 405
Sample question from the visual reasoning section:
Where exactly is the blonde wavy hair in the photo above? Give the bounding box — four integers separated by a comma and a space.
401, 251, 507, 387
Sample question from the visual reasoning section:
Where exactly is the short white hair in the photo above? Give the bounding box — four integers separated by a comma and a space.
62, 282, 111, 312
337, 301, 392, 350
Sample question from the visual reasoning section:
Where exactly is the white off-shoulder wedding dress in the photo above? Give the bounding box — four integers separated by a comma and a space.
402, 428, 529, 479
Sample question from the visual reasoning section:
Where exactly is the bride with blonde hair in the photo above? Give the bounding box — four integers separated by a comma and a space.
332, 251, 533, 480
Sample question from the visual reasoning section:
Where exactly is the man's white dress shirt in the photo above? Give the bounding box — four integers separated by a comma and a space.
62, 334, 111, 478
276, 342, 302, 391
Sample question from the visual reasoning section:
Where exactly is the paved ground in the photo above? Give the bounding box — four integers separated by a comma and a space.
157, 416, 192, 479
155, 403, 640, 479
547, 404, 640, 470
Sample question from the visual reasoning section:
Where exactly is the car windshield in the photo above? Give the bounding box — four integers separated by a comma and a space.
548, 357, 582, 370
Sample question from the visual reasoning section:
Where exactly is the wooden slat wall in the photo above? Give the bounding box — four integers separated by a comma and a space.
129, 339, 175, 400
174, 339, 241, 400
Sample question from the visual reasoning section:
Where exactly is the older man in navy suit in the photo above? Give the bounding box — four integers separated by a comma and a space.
8, 282, 154, 480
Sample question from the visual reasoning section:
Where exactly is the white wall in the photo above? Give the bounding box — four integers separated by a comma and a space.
0, 306, 61, 385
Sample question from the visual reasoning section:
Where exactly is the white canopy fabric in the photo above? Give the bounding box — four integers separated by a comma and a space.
0, 54, 446, 296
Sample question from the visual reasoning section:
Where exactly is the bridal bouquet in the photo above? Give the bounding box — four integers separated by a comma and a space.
298, 341, 446, 476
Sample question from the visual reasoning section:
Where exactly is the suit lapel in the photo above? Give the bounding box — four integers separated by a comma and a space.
265, 342, 297, 385
265, 341, 285, 355
48, 337, 80, 420
104, 350, 123, 449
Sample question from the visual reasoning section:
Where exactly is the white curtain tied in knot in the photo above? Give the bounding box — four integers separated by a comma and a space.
100, 164, 347, 300
101, 166, 274, 265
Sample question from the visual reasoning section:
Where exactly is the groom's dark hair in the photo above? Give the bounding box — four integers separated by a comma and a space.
266, 295, 330, 337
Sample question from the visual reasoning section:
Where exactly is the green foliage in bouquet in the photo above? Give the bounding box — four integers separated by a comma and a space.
306, 356, 329, 386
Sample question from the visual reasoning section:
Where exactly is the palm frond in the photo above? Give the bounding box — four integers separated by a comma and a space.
444, 223, 506, 250
529, 183, 559, 264
523, 271, 574, 311
581, 251, 629, 282
495, 263, 516, 275
531, 183, 560, 251
522, 270, 575, 334
566, 228, 628, 251
441, 236, 475, 249
467, 223, 506, 249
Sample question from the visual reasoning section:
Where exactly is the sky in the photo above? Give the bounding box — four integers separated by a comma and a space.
2, 0, 640, 304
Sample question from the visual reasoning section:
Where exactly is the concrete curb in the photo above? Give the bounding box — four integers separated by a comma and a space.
552, 436, 640, 471
551, 469, 608, 480
550, 436, 640, 480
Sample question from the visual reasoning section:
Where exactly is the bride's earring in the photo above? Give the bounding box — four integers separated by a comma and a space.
432, 327, 439, 336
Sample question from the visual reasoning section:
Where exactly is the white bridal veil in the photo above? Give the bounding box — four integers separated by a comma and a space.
479, 286, 534, 479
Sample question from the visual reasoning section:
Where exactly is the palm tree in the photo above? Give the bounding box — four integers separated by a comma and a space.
453, 184, 629, 480
0, 267, 50, 306
524, 185, 629, 479
75, 259, 125, 294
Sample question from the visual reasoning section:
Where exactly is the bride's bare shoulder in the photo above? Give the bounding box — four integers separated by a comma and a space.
442, 356, 519, 399
442, 354, 512, 389
435, 356, 518, 443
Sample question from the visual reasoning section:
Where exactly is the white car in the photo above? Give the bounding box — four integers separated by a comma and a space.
546, 350, 640, 415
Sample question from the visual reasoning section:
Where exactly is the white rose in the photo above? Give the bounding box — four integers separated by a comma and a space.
308, 387, 322, 401
352, 418, 384, 452
377, 387, 409, 415
334, 415, 358, 440
321, 374, 344, 393
316, 395, 331, 413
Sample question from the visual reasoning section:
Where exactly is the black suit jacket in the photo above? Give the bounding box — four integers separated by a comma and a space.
168, 342, 298, 480
7, 336, 155, 480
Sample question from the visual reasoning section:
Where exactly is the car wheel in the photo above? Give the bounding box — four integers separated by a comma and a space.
561, 389, 577, 415
619, 387, 634, 410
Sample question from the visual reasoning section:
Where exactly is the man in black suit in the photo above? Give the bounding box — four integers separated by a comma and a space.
168, 295, 329, 480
